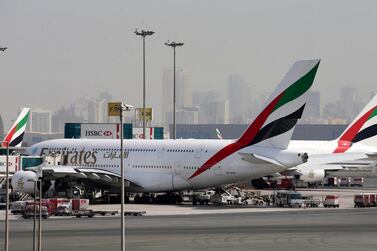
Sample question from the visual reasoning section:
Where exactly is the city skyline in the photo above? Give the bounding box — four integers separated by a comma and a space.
8, 85, 370, 135
1, 1, 377, 129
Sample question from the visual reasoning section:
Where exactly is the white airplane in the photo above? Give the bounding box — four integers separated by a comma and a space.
279, 94, 377, 183
12, 59, 321, 194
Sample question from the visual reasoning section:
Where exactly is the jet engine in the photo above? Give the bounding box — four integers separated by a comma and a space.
11, 171, 37, 195
11, 171, 53, 196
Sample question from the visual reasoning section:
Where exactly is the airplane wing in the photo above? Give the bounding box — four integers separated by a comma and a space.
296, 152, 369, 167
290, 152, 376, 172
25, 165, 144, 189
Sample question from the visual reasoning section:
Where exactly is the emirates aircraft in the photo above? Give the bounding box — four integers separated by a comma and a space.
12, 59, 320, 194
281, 94, 377, 182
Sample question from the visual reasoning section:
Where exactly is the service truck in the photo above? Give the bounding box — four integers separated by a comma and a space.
193, 190, 215, 205
354, 193, 372, 207
323, 195, 339, 208
275, 190, 303, 207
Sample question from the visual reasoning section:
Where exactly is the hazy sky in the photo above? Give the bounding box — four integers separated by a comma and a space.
1, 0, 377, 129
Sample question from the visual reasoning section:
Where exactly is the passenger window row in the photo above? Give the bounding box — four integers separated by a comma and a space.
167, 149, 194, 153
132, 165, 172, 169
183, 166, 199, 170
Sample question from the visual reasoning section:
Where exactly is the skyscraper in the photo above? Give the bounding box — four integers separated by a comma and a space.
193, 90, 229, 124
162, 68, 192, 127
227, 74, 252, 123
303, 91, 321, 119
29, 109, 52, 133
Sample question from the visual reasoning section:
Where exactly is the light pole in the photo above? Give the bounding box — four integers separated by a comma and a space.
1, 141, 9, 251
27, 178, 37, 251
119, 103, 132, 251
1, 49, 9, 251
134, 29, 154, 139
38, 177, 42, 251
164, 41, 184, 139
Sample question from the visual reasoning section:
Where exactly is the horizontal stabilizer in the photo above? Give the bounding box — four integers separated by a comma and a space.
238, 152, 284, 167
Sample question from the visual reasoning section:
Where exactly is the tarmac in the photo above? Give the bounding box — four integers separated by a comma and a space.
0, 187, 376, 219
1, 187, 377, 251
1, 208, 377, 251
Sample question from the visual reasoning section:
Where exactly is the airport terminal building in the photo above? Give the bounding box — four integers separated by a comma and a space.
171, 124, 348, 141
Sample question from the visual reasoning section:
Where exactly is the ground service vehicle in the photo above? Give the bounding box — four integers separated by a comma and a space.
323, 195, 339, 208
370, 194, 376, 207
354, 194, 372, 207
10, 201, 28, 214
323, 177, 338, 187
275, 190, 303, 207
23, 205, 49, 219
193, 190, 215, 205
339, 177, 351, 187
55, 205, 72, 216
210, 193, 236, 205
351, 177, 364, 187
303, 196, 321, 207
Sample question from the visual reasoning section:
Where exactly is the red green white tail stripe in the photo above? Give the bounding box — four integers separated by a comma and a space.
2, 108, 30, 147
334, 94, 377, 153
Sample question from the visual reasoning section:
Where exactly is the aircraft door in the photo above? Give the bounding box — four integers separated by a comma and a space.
194, 145, 204, 159
157, 148, 165, 159
214, 164, 222, 176
173, 161, 183, 175
172, 161, 191, 190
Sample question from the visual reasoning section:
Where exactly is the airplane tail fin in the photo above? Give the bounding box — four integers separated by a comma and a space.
333, 94, 377, 153
188, 60, 320, 180
236, 59, 320, 149
2, 108, 30, 147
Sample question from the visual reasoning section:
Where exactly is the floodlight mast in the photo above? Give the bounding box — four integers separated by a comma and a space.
134, 29, 155, 139
165, 41, 184, 139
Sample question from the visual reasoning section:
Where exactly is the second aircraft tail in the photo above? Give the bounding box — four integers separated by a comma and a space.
2, 108, 30, 147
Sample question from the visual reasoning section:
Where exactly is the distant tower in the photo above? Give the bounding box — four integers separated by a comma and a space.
29, 109, 52, 133
340, 86, 358, 121
227, 74, 252, 123
303, 91, 321, 119
162, 68, 192, 128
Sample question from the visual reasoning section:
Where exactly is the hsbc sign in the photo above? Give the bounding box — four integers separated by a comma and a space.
85, 130, 113, 137
81, 124, 118, 139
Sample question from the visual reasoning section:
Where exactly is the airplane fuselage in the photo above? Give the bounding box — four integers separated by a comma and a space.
28, 139, 290, 192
